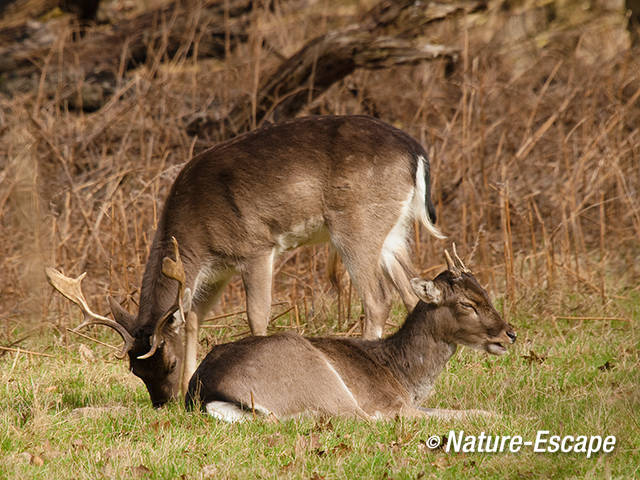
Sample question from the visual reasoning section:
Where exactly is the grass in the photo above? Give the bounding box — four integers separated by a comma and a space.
1, 283, 638, 479
1, 0, 640, 478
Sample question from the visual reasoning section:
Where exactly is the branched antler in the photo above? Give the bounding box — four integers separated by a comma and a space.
444, 243, 471, 277
137, 236, 187, 359
452, 243, 470, 273
45, 268, 135, 358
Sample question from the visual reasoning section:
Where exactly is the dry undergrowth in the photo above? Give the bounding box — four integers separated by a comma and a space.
0, 0, 638, 345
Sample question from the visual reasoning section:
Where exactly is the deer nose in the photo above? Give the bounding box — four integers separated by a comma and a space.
506, 330, 517, 343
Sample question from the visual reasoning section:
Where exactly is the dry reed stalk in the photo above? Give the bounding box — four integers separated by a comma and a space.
2, 0, 639, 343
500, 166, 514, 315
0, 346, 56, 358
598, 190, 606, 304
553, 316, 630, 322
66, 328, 119, 352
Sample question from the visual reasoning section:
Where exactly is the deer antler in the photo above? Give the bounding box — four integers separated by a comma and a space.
443, 249, 460, 277
137, 236, 187, 360
444, 243, 470, 277
45, 267, 135, 358
452, 243, 470, 273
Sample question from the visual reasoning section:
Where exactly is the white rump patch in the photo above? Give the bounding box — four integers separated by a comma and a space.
205, 400, 273, 423
381, 191, 413, 276
413, 155, 445, 239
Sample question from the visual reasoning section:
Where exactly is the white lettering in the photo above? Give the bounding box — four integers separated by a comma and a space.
509, 436, 523, 453
440, 431, 615, 456
602, 436, 616, 453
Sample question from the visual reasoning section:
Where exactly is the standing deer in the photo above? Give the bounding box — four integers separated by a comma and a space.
186, 247, 516, 421
46, 115, 444, 407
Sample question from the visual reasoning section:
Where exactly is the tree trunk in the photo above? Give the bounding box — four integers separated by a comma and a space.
0, 0, 253, 110
187, 0, 485, 140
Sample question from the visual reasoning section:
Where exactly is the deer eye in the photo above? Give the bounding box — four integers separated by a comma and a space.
461, 302, 478, 314
168, 358, 178, 372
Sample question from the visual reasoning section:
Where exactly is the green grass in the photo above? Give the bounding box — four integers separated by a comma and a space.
1, 290, 638, 479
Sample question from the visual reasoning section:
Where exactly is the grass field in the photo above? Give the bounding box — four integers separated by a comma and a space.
2, 0, 640, 478
1, 274, 638, 479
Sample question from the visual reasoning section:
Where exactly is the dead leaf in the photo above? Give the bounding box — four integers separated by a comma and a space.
265, 432, 284, 447
71, 439, 85, 450
376, 440, 402, 452
15, 452, 32, 464
132, 464, 152, 477
280, 461, 294, 473
149, 420, 169, 432
431, 455, 451, 470
522, 350, 546, 364
102, 447, 127, 461
78, 344, 95, 362
30, 454, 44, 466
331, 442, 352, 455
309, 473, 325, 480
294, 433, 322, 457
598, 360, 614, 371
201, 464, 217, 478
40, 439, 60, 460
312, 417, 335, 432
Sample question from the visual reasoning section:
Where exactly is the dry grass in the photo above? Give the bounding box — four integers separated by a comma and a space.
0, 3, 639, 472
2, 0, 637, 333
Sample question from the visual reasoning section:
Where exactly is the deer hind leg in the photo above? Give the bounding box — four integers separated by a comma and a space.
241, 251, 274, 336
381, 245, 419, 311
330, 239, 392, 339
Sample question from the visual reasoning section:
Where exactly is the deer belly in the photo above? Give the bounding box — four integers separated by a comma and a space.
274, 216, 328, 253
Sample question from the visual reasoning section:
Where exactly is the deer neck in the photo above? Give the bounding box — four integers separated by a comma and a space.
374, 302, 457, 404
138, 235, 185, 329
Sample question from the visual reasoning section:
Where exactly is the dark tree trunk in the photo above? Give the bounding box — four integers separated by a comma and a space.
0, 0, 254, 110
628, 0, 640, 45
187, 0, 485, 140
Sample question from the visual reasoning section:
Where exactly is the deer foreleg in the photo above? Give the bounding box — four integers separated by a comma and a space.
181, 310, 199, 399
241, 251, 274, 336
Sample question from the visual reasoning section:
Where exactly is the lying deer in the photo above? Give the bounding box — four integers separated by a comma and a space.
186, 247, 516, 421
46, 115, 444, 407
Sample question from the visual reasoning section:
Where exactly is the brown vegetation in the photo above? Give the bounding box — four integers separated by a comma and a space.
1, 0, 638, 349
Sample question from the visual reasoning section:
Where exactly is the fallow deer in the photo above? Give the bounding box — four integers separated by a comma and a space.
46, 115, 444, 407
186, 247, 516, 421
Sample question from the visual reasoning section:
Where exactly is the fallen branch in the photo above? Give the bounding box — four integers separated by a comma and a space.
187, 0, 485, 139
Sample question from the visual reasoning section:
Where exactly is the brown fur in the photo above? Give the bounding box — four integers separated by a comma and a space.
186, 264, 516, 421
109, 115, 442, 407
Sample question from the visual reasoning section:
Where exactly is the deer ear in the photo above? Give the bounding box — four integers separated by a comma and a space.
165, 288, 193, 333
108, 296, 136, 334
410, 278, 443, 305
182, 288, 193, 314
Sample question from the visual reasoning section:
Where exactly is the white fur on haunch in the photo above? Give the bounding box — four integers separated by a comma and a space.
380, 191, 414, 277
414, 155, 446, 239
205, 400, 273, 422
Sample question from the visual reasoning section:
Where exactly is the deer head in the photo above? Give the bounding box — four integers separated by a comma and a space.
410, 245, 516, 355
46, 237, 192, 407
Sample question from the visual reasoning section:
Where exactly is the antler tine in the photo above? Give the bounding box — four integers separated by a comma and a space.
452, 243, 470, 273
443, 249, 460, 277
138, 237, 187, 360
45, 267, 135, 359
